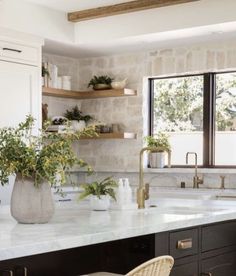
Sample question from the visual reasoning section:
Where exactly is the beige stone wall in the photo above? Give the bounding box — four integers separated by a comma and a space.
43, 39, 236, 187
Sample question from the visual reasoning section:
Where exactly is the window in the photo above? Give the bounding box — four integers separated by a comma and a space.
149, 72, 236, 167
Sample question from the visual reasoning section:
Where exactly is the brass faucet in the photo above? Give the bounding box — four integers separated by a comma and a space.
137, 147, 171, 209
186, 152, 203, 189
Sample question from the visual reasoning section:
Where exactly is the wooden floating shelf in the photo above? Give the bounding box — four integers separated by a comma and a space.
42, 86, 137, 99
81, 132, 137, 140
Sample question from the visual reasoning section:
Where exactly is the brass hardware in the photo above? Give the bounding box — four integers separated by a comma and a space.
23, 267, 28, 276
1, 270, 14, 276
186, 152, 203, 189
220, 175, 226, 189
138, 147, 171, 209
216, 195, 236, 199
177, 238, 193, 250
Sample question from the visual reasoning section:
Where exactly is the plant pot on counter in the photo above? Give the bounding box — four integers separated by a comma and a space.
11, 176, 55, 224
149, 152, 166, 168
90, 195, 110, 211
71, 120, 86, 132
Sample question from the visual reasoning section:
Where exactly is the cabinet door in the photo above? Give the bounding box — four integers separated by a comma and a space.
0, 60, 40, 129
0, 60, 40, 204
171, 261, 198, 276
201, 251, 236, 276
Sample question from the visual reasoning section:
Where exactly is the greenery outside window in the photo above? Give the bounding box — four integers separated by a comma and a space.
149, 72, 236, 167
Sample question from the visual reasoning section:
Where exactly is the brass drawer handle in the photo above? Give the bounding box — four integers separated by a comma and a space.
0, 270, 14, 276
177, 238, 193, 249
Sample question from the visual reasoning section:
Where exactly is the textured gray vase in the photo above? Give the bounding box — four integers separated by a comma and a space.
11, 176, 55, 224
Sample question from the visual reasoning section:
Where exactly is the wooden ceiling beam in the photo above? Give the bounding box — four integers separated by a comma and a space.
68, 0, 200, 22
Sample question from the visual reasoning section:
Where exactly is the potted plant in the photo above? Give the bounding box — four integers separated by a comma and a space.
88, 75, 113, 90
79, 177, 117, 211
0, 116, 94, 224
64, 105, 93, 131
145, 133, 171, 168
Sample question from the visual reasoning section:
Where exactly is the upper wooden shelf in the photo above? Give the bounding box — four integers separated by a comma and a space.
42, 87, 137, 99
81, 132, 137, 140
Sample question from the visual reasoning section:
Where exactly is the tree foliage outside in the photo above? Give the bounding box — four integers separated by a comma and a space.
153, 73, 236, 133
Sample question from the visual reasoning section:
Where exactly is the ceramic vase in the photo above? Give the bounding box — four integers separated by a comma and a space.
90, 195, 110, 211
11, 176, 55, 224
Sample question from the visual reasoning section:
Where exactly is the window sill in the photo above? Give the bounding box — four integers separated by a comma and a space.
144, 168, 236, 174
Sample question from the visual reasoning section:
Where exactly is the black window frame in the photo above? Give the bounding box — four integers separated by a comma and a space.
149, 71, 236, 168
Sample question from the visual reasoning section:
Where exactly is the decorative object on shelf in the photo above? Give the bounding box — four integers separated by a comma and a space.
88, 75, 113, 90
42, 103, 48, 123
46, 116, 68, 133
42, 63, 50, 87
145, 133, 171, 168
111, 78, 127, 89
112, 123, 120, 133
100, 124, 112, 133
64, 105, 93, 132
57, 76, 62, 89
0, 116, 94, 223
62, 75, 72, 90
79, 176, 117, 211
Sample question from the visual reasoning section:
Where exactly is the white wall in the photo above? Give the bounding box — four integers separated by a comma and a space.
0, 0, 74, 43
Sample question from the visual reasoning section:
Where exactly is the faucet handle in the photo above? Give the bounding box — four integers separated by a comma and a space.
220, 175, 226, 189
145, 183, 149, 200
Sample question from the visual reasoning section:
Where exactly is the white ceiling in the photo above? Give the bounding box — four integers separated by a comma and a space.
25, 0, 133, 12
43, 22, 236, 58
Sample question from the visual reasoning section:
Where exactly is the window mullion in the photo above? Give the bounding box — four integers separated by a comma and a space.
203, 73, 215, 167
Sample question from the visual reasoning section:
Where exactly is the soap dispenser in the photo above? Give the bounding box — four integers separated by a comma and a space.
116, 178, 125, 206
124, 178, 132, 205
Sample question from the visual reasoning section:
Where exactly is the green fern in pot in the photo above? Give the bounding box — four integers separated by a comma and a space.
79, 176, 117, 211
88, 75, 113, 90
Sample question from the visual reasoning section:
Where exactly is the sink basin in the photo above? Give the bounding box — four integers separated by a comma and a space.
152, 189, 214, 200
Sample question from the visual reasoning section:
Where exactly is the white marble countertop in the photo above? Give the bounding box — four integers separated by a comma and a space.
1, 197, 236, 261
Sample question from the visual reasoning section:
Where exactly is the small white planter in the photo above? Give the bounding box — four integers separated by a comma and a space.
11, 176, 55, 224
71, 120, 86, 131
149, 152, 165, 168
90, 195, 110, 211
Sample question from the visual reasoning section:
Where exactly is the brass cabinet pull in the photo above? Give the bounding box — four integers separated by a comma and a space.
177, 238, 192, 249
23, 267, 28, 276
0, 270, 14, 276
2, 47, 22, 53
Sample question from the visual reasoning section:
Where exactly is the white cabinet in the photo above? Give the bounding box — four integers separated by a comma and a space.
0, 29, 43, 204
0, 60, 40, 129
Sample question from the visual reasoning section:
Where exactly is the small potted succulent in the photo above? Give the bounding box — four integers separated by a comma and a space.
64, 105, 93, 131
145, 133, 171, 168
79, 177, 117, 211
0, 116, 94, 223
88, 75, 113, 90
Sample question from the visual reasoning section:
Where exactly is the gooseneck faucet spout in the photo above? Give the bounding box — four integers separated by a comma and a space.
186, 152, 203, 189
137, 147, 171, 209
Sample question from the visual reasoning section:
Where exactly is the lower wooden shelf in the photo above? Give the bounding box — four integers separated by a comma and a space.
81, 132, 137, 139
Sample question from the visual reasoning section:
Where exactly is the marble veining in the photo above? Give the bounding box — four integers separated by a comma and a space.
1, 200, 236, 261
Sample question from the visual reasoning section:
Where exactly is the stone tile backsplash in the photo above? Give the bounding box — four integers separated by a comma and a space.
43, 39, 236, 188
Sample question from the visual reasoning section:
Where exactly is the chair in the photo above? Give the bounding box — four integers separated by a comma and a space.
84, 255, 174, 276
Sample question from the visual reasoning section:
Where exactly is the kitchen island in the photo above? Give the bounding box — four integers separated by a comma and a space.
1, 198, 236, 275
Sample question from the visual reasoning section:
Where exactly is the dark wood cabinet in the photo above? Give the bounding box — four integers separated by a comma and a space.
171, 261, 198, 276
1, 220, 236, 276
201, 251, 236, 276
